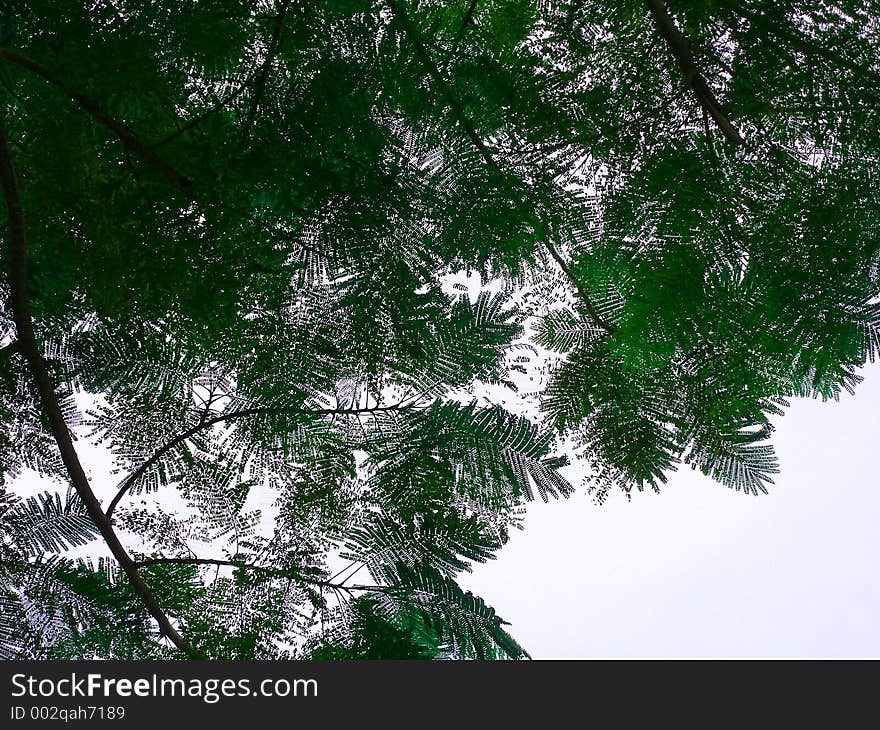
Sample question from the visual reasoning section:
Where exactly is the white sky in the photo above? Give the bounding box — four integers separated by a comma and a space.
461, 365, 880, 658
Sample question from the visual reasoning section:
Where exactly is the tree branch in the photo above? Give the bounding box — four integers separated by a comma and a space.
446, 0, 480, 59
387, 0, 496, 168
105, 400, 416, 520
385, 0, 614, 334
542, 240, 616, 334
645, 0, 744, 146
459, 0, 479, 31
153, 0, 293, 150
135, 557, 300, 577
151, 86, 247, 150
134, 557, 387, 593
0, 118, 201, 658
244, 0, 293, 131
0, 47, 192, 190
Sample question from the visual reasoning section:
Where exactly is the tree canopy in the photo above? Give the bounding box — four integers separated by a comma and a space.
0, 0, 878, 659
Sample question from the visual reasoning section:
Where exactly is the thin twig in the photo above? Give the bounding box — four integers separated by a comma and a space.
244, 0, 293, 131
385, 0, 614, 333
645, 0, 744, 145
151, 85, 248, 149
105, 399, 420, 519
135, 557, 387, 594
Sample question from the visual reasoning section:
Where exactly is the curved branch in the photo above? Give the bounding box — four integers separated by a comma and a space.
0, 118, 201, 658
0, 47, 192, 190
0, 47, 329, 271
134, 557, 387, 593
105, 400, 414, 520
645, 0, 744, 146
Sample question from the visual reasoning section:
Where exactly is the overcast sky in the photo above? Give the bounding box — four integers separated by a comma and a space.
461, 366, 880, 658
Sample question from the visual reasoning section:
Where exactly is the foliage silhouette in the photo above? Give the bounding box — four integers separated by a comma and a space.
0, 0, 878, 658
